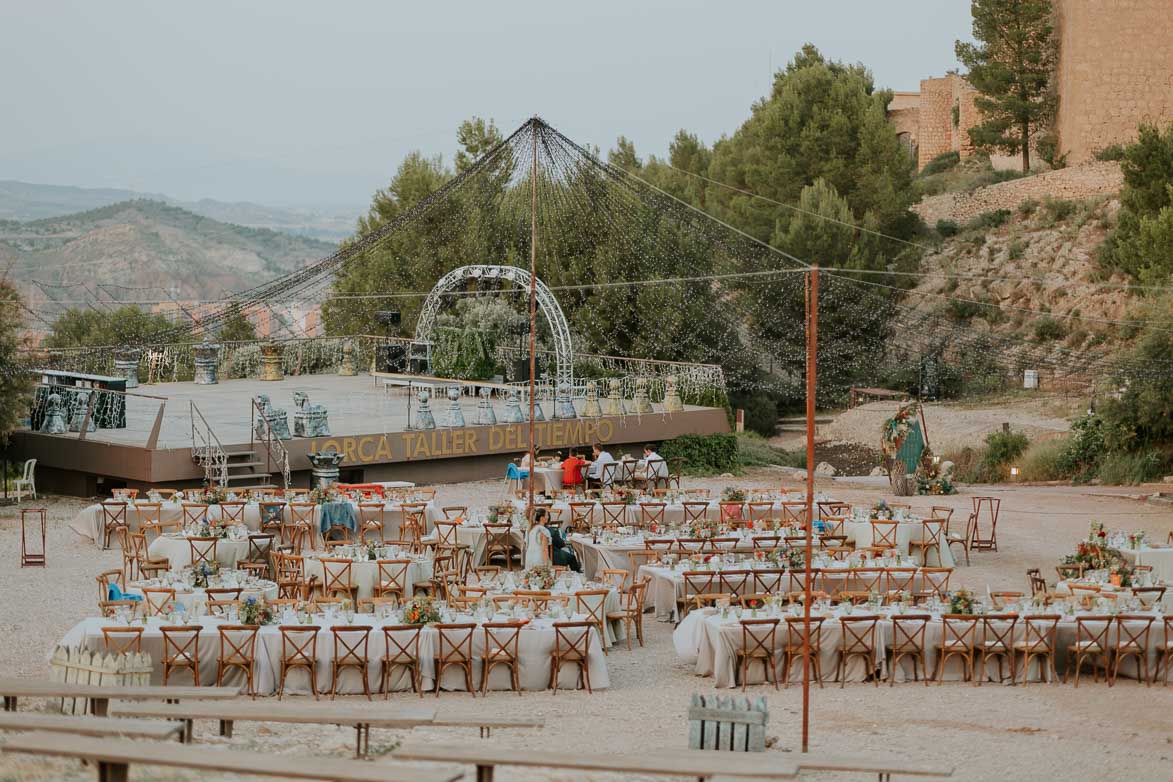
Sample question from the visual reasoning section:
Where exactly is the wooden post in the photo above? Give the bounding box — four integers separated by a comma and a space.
527, 120, 538, 515
802, 266, 818, 753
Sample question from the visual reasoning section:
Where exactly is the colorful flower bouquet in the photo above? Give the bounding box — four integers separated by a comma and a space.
401, 597, 441, 625
524, 565, 556, 590
239, 597, 277, 626
871, 500, 893, 520
948, 589, 975, 615
721, 487, 747, 503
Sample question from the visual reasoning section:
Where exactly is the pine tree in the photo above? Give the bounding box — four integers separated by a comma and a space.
955, 0, 1058, 172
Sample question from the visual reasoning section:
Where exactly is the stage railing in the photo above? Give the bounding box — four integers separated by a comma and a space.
250, 398, 291, 490
190, 401, 228, 486
26, 382, 170, 448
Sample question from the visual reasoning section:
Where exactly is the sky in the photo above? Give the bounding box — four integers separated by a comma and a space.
0, 1, 973, 210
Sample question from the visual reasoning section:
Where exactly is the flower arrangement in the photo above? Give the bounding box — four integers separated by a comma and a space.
688, 519, 720, 538
613, 487, 638, 505
914, 447, 956, 496
401, 597, 441, 625
721, 487, 747, 503
192, 561, 219, 588
524, 565, 556, 590
365, 541, 380, 561
197, 521, 229, 539
880, 402, 917, 457
309, 485, 341, 505
948, 589, 975, 615
199, 485, 228, 505
487, 503, 515, 524
871, 500, 893, 520
239, 597, 277, 626
1127, 531, 1146, 550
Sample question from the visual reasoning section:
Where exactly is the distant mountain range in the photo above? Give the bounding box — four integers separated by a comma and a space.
0, 199, 338, 315
0, 179, 360, 242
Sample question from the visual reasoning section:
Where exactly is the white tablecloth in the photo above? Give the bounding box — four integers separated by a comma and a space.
148, 534, 251, 569
123, 581, 279, 611
1120, 546, 1173, 587
71, 499, 441, 545
843, 518, 955, 568
59, 613, 609, 694
302, 554, 434, 600
675, 607, 1165, 687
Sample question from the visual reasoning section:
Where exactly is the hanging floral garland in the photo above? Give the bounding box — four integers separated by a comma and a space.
879, 401, 918, 458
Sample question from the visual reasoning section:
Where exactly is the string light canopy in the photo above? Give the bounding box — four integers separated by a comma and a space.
11, 116, 1173, 394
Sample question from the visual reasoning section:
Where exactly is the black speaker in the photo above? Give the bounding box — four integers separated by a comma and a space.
511, 359, 531, 382
375, 343, 407, 373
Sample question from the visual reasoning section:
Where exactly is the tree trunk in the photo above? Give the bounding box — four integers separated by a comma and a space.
1021, 121, 1031, 172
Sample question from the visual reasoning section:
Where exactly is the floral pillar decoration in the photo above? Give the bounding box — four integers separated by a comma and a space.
113, 348, 142, 389
259, 342, 284, 381
338, 340, 357, 376
193, 341, 221, 385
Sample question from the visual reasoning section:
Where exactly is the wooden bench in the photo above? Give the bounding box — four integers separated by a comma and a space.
392, 740, 800, 781
0, 677, 238, 717
0, 711, 184, 743
796, 754, 953, 782
111, 700, 543, 756
2, 731, 461, 782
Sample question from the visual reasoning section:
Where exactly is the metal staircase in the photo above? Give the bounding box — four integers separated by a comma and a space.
190, 400, 288, 490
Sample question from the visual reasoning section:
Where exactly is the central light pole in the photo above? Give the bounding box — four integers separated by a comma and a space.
801, 264, 818, 753
527, 120, 538, 514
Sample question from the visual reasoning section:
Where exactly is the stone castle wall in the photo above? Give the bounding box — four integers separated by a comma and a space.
912, 161, 1123, 225
1055, 0, 1173, 164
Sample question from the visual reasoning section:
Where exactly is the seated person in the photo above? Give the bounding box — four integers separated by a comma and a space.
641, 443, 668, 483
528, 508, 582, 572
585, 443, 615, 488
561, 448, 587, 489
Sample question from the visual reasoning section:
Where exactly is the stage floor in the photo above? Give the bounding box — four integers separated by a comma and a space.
80, 374, 702, 449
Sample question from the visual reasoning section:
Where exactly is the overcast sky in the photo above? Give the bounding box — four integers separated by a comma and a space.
0, 1, 973, 209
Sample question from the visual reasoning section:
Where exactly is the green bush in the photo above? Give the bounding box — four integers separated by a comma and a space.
966, 209, 1012, 231
1018, 197, 1040, 217
1041, 197, 1079, 225
729, 391, 777, 437
1033, 316, 1066, 341
984, 429, 1030, 469
921, 151, 961, 177
660, 433, 738, 475
1017, 438, 1074, 482
1006, 237, 1027, 260
955, 429, 1030, 483
1057, 413, 1107, 482
1095, 450, 1166, 485
936, 219, 960, 237
1093, 143, 1128, 162
735, 433, 804, 469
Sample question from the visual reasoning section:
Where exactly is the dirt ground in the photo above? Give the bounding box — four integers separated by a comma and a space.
1, 472, 1172, 781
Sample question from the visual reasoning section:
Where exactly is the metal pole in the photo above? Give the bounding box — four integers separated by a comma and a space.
527, 120, 538, 514
801, 265, 818, 753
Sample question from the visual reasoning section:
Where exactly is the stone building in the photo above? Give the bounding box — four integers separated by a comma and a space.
893, 0, 1173, 171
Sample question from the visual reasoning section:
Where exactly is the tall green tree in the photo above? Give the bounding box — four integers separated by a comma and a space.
0, 281, 33, 442
216, 306, 257, 342
1103, 123, 1173, 283
45, 306, 175, 348
454, 117, 503, 173
955, 0, 1058, 172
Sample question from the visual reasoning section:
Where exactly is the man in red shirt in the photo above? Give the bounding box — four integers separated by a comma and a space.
561, 448, 587, 489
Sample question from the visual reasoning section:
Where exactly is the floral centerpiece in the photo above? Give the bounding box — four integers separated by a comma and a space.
914, 447, 956, 496
192, 561, 219, 588
688, 519, 721, 538
309, 484, 341, 505
197, 521, 229, 540
401, 597, 441, 625
871, 500, 893, 520
365, 541, 381, 561
487, 503, 515, 524
524, 565, 556, 590
1062, 522, 1130, 576
721, 487, 747, 503
613, 487, 638, 505
239, 597, 277, 626
1127, 531, 1146, 550
948, 589, 975, 615
199, 484, 228, 505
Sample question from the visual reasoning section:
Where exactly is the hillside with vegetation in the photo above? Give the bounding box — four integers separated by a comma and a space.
0, 199, 335, 311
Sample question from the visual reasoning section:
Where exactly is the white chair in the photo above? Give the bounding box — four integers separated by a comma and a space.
14, 459, 36, 501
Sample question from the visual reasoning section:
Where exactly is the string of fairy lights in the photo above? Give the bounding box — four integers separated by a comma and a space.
5, 116, 1172, 392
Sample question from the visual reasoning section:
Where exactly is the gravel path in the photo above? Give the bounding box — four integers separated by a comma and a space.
1, 472, 1171, 781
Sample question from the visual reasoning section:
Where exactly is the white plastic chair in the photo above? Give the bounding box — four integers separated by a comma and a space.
14, 459, 36, 501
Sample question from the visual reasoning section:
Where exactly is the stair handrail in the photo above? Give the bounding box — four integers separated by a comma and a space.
189, 400, 228, 486
251, 398, 291, 489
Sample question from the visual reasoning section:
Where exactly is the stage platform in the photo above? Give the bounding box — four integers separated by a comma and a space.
12, 373, 730, 495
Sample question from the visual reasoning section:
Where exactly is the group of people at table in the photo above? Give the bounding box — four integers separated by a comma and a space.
513, 443, 669, 491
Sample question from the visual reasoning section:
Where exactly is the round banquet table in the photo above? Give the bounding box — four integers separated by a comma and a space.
301, 552, 434, 600
148, 533, 251, 569
58, 612, 609, 694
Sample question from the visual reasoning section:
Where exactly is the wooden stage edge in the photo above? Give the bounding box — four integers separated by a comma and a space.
11, 408, 731, 496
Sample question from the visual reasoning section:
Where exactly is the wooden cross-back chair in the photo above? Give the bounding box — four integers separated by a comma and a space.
100, 501, 129, 550
329, 625, 373, 700
434, 622, 476, 696
217, 624, 261, 697
381, 624, 423, 697
737, 618, 780, 691
278, 624, 320, 699
550, 621, 594, 694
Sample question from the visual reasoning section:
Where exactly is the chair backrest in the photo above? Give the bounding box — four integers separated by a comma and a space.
400, 502, 429, 537
482, 621, 523, 659
780, 502, 808, 527
141, 587, 176, 616
330, 625, 372, 664
1115, 614, 1155, 650
601, 569, 629, 591
739, 617, 779, 657
981, 614, 1018, 649
919, 567, 952, 597
681, 501, 710, 523
840, 616, 880, 653
96, 569, 124, 604
638, 502, 666, 527
1075, 615, 1113, 650
483, 522, 513, 547
784, 616, 825, 649
718, 570, 751, 598
101, 626, 144, 653
919, 519, 944, 547
219, 501, 247, 524
258, 502, 286, 530
188, 536, 219, 566
435, 622, 475, 663
750, 569, 786, 595
205, 587, 243, 603
870, 520, 900, 547
22, 459, 36, 481
441, 505, 467, 520
568, 502, 596, 531
320, 558, 354, 592
288, 502, 317, 525
181, 503, 209, 526
160, 625, 200, 663
1019, 615, 1060, 650
101, 501, 128, 528
941, 615, 981, 649
682, 571, 718, 598
246, 534, 274, 564
746, 502, 775, 523
885, 567, 918, 595
847, 567, 884, 594
279, 625, 320, 664
376, 559, 410, 591
599, 461, 618, 486
112, 488, 138, 500
218, 625, 260, 663
718, 501, 744, 522
433, 520, 460, 547
382, 624, 422, 662
600, 502, 627, 527
553, 620, 593, 658
890, 614, 931, 650
136, 502, 162, 526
